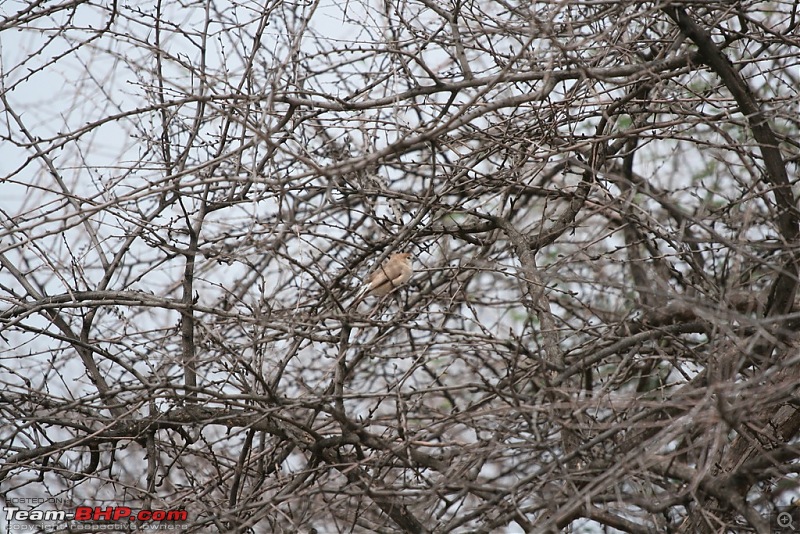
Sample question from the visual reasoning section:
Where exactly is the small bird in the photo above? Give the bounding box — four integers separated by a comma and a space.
353, 252, 413, 305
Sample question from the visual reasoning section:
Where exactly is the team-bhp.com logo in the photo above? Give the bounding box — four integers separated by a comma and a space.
74, 506, 188, 522
6, 506, 188, 529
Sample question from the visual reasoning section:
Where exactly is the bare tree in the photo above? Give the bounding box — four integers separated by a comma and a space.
2, 1, 800, 532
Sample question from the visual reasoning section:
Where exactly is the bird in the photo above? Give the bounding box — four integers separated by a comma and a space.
352, 252, 413, 306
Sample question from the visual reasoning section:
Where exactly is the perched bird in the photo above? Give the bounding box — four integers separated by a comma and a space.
353, 252, 413, 306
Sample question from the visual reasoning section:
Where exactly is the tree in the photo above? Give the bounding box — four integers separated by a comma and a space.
2, 1, 800, 532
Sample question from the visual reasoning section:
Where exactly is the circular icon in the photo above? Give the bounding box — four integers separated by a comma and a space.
777, 511, 794, 529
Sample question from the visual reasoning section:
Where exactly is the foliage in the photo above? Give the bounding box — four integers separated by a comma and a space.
2, 1, 800, 532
